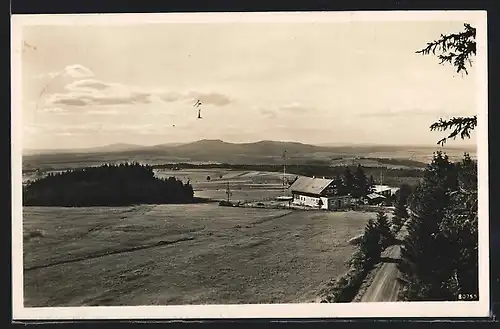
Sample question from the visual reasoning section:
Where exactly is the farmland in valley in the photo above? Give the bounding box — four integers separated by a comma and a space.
154, 169, 295, 202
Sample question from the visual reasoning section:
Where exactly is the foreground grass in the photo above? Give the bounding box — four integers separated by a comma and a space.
23, 204, 372, 306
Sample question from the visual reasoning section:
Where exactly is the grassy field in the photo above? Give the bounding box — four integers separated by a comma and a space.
23, 204, 373, 306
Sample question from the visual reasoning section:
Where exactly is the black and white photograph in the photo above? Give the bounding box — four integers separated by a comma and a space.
11, 11, 489, 319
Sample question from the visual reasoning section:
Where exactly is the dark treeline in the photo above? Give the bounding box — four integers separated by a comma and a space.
330, 164, 375, 198
23, 162, 194, 207
153, 163, 424, 187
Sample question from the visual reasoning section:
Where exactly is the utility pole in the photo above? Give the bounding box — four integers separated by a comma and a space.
282, 150, 287, 197
225, 182, 232, 203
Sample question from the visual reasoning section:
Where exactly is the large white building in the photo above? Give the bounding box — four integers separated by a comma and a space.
289, 176, 352, 210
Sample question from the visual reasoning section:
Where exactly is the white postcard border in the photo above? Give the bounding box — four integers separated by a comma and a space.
11, 10, 490, 320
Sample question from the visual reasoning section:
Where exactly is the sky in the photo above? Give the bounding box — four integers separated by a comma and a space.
18, 17, 481, 150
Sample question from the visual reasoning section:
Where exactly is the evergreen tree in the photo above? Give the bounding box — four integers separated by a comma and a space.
398, 214, 431, 300
332, 175, 345, 195
393, 184, 412, 227
438, 154, 478, 299
391, 215, 403, 235
343, 167, 355, 196
398, 183, 413, 205
457, 153, 477, 191
398, 152, 459, 300
393, 193, 409, 221
375, 211, 393, 249
360, 218, 382, 269
353, 164, 369, 198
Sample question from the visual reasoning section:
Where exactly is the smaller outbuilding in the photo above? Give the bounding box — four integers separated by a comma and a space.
365, 192, 386, 205
373, 185, 400, 197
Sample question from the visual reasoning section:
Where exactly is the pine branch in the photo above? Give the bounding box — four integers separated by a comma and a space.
416, 23, 476, 75
429, 116, 477, 146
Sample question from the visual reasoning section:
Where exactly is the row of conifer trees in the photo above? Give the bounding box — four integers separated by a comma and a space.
23, 162, 195, 207
333, 151, 478, 302
397, 152, 478, 301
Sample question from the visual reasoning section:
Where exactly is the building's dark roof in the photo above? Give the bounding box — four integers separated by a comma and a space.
289, 176, 334, 195
366, 193, 386, 200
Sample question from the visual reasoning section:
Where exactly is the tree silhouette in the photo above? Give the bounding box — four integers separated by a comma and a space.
343, 167, 355, 196
332, 175, 345, 195
398, 152, 476, 301
393, 194, 409, 227
23, 163, 194, 207
354, 164, 369, 198
417, 23, 477, 146
360, 218, 382, 268
439, 154, 479, 299
375, 211, 394, 249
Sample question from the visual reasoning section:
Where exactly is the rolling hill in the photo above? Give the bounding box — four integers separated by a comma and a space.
22, 139, 476, 171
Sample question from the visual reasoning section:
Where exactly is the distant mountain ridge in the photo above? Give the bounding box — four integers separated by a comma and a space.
24, 142, 181, 155
22, 139, 476, 170
24, 139, 476, 157
21, 139, 479, 174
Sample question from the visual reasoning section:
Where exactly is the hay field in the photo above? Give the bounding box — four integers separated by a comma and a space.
23, 204, 373, 306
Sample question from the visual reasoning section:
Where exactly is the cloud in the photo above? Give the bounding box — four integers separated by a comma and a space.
63, 65, 95, 79
86, 109, 121, 115
49, 97, 89, 106
37, 65, 234, 113
158, 92, 182, 103
187, 92, 232, 106
48, 84, 234, 109
40, 107, 67, 113
358, 108, 460, 118
258, 102, 312, 119
47, 80, 153, 107
260, 108, 277, 118
54, 132, 81, 136
280, 103, 311, 113
34, 64, 95, 81
67, 79, 110, 91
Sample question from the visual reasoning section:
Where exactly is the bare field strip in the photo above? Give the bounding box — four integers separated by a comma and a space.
23, 204, 373, 307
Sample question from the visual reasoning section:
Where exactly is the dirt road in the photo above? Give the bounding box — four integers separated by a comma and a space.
359, 245, 402, 302
358, 223, 409, 302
